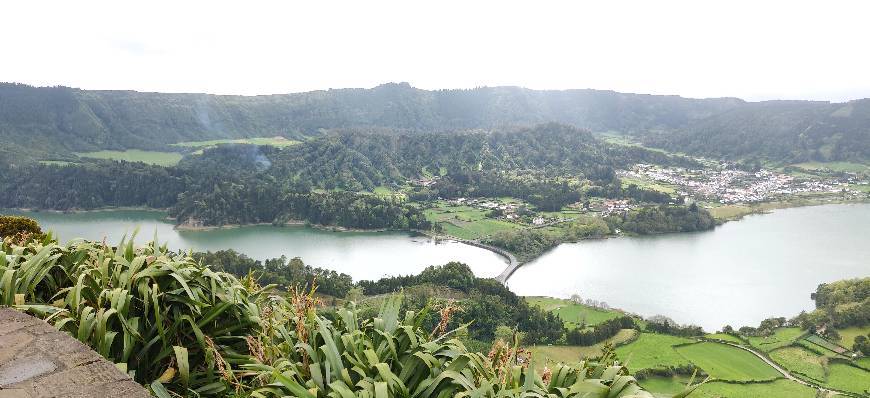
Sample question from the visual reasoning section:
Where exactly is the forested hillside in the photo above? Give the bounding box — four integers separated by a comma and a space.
642, 99, 870, 162
0, 124, 690, 227
0, 82, 739, 161
3, 81, 867, 165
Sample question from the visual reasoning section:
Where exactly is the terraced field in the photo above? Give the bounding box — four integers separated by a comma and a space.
675, 342, 780, 381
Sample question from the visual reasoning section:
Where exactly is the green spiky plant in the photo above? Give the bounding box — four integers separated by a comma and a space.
242, 291, 705, 397
1, 231, 270, 397
0, 217, 703, 397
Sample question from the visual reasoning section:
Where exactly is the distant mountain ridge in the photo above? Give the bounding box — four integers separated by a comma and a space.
1, 82, 868, 163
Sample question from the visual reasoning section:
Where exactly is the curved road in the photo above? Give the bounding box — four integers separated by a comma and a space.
711, 339, 841, 396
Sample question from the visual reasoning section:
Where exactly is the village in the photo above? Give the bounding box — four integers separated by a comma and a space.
620, 164, 867, 204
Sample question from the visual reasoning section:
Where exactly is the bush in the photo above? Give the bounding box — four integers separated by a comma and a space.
0, 215, 46, 242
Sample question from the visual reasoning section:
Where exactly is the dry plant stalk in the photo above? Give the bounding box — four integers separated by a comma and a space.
289, 279, 321, 369
431, 300, 463, 337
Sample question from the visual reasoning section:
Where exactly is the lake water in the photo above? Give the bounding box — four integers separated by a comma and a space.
7, 204, 869, 331
5, 210, 508, 281
508, 203, 870, 331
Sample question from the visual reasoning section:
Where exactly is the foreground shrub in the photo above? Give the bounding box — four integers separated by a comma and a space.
0, 221, 702, 397
2, 234, 269, 396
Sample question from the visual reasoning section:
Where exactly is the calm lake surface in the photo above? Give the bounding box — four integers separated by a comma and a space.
8, 204, 869, 331
508, 203, 870, 331
6, 210, 508, 281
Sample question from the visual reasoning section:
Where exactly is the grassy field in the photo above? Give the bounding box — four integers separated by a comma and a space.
173, 137, 300, 148
75, 150, 183, 166
692, 379, 819, 398
675, 342, 780, 381
366, 186, 408, 201
704, 333, 745, 344
769, 346, 827, 382
525, 297, 623, 327
789, 161, 870, 174
802, 334, 851, 356
529, 329, 638, 371
825, 362, 870, 395
614, 333, 694, 372
745, 328, 804, 352
424, 203, 521, 240
620, 176, 677, 194
706, 204, 754, 221
38, 160, 76, 166
836, 326, 869, 348
640, 377, 819, 398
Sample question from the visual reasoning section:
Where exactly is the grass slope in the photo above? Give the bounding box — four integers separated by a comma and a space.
529, 329, 638, 371
745, 328, 804, 352
75, 150, 183, 166
674, 342, 780, 381
173, 137, 300, 148
825, 362, 870, 395
526, 297, 623, 327
836, 326, 870, 348
704, 333, 745, 344
768, 346, 826, 382
614, 333, 694, 372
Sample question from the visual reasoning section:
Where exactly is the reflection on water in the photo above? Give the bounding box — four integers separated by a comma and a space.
8, 209, 508, 281
508, 203, 870, 331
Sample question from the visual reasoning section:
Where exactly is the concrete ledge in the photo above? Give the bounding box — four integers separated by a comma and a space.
0, 308, 150, 398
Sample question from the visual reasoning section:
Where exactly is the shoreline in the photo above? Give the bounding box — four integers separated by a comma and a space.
7, 196, 867, 272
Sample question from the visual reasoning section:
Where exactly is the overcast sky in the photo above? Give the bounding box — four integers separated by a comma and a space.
2, 0, 869, 101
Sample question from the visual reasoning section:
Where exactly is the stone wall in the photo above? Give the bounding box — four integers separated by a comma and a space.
0, 308, 150, 398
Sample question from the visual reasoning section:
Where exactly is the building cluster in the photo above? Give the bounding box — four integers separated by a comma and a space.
449, 198, 564, 225
621, 164, 863, 204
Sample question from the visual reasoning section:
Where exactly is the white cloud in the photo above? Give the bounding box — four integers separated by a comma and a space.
1, 0, 868, 101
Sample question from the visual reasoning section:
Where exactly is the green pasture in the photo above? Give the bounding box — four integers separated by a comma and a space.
614, 333, 694, 372
525, 297, 623, 327
675, 342, 780, 381
75, 150, 183, 166
745, 327, 804, 352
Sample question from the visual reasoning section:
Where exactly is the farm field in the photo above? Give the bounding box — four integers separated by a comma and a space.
38, 160, 76, 166
692, 379, 818, 398
366, 186, 408, 200
745, 327, 804, 352
620, 176, 677, 194
674, 342, 780, 381
614, 333, 693, 372
836, 326, 870, 348
525, 297, 623, 327
824, 362, 870, 395
75, 150, 183, 166
704, 333, 744, 344
528, 329, 637, 371
424, 204, 520, 240
802, 334, 851, 356
789, 161, 870, 174
172, 137, 300, 148
640, 377, 819, 398
705, 204, 754, 221
768, 346, 826, 382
